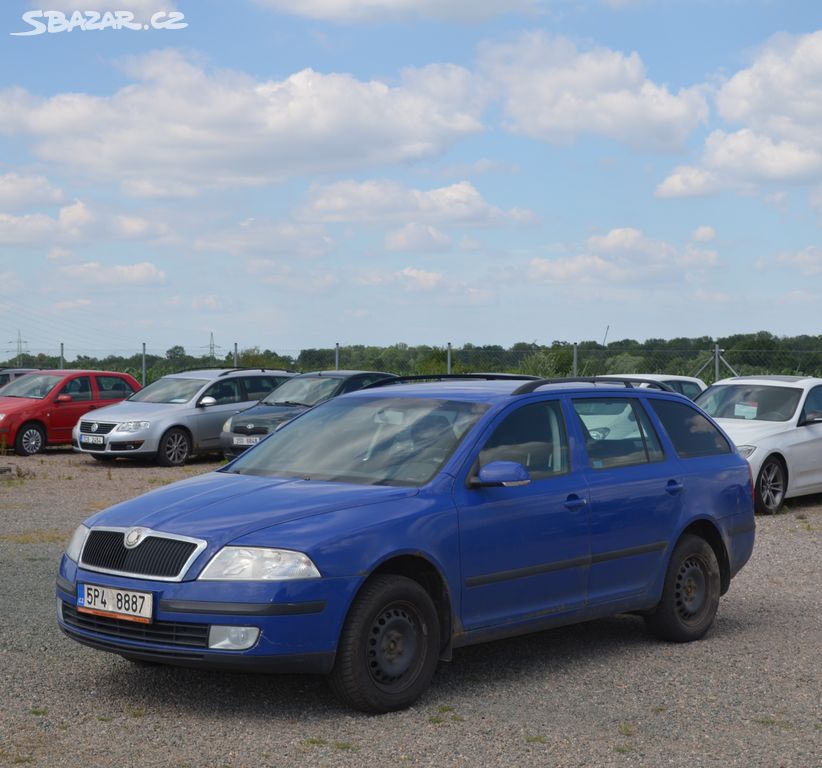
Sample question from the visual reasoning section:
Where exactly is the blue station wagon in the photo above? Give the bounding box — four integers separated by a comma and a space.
56, 377, 755, 712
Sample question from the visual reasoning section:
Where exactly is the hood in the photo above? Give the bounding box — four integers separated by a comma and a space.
229, 402, 306, 429
713, 417, 794, 445
0, 396, 40, 413
85, 469, 418, 549
81, 399, 186, 422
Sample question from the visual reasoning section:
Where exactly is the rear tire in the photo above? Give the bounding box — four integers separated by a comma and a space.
156, 428, 191, 467
330, 575, 440, 714
645, 534, 720, 643
14, 423, 45, 456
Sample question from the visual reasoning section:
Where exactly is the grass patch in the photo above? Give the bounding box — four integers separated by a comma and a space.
618, 722, 636, 737
525, 735, 548, 745
29, 708, 47, 717
614, 745, 632, 754
333, 742, 356, 751
303, 738, 327, 747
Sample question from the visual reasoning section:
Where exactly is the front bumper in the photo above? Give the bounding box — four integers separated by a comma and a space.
74, 426, 161, 457
56, 556, 359, 674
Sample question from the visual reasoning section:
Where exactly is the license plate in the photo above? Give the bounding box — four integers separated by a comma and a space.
80, 434, 105, 445
233, 436, 261, 446
77, 584, 153, 623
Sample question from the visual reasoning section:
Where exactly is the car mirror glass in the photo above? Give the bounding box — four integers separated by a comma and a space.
198, 396, 217, 408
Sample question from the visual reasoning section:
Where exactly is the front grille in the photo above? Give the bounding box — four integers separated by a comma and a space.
62, 602, 208, 648
79, 421, 116, 435
233, 424, 269, 435
81, 529, 200, 580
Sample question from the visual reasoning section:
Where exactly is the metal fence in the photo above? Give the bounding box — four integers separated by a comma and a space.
4, 341, 822, 386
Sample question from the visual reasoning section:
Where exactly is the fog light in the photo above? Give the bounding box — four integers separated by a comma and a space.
208, 625, 260, 650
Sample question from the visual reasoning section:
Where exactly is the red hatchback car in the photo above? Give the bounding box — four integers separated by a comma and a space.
0, 370, 140, 456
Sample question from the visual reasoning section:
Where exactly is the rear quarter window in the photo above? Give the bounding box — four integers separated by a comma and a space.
649, 399, 731, 458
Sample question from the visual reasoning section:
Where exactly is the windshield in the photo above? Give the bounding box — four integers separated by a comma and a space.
128, 377, 204, 404
262, 376, 340, 407
226, 396, 489, 486
696, 384, 802, 422
0, 374, 63, 399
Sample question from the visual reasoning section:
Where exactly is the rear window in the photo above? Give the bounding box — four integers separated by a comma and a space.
650, 399, 731, 459
572, 397, 664, 469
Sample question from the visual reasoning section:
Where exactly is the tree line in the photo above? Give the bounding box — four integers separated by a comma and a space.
3, 331, 822, 385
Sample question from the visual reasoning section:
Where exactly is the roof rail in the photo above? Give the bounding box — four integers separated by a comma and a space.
364, 373, 540, 389
512, 376, 677, 395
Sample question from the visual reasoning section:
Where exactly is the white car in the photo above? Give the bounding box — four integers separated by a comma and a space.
602, 374, 707, 400
695, 376, 822, 514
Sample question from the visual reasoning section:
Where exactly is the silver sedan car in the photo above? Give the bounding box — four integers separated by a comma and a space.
72, 368, 293, 466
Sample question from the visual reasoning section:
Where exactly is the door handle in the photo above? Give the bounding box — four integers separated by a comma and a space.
666, 480, 684, 495
564, 494, 588, 511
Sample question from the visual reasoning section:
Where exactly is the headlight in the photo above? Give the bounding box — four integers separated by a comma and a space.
737, 445, 756, 459
115, 421, 150, 433
65, 524, 90, 562
0, 413, 6, 422
198, 547, 321, 581
222, 417, 233, 432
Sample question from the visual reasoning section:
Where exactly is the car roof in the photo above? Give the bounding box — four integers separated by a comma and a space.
29, 369, 133, 376
713, 375, 822, 387
294, 370, 395, 379
166, 368, 293, 380
602, 373, 706, 385
348, 376, 687, 404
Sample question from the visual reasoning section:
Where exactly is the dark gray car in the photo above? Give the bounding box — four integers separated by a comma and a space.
221, 370, 395, 459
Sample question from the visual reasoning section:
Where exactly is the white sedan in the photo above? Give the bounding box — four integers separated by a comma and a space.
695, 375, 822, 513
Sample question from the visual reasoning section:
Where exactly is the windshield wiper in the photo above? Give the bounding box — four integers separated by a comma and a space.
272, 400, 310, 407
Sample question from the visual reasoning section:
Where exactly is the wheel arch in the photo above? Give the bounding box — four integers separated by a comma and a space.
14, 419, 48, 449
759, 451, 789, 489
359, 553, 454, 661
679, 519, 731, 595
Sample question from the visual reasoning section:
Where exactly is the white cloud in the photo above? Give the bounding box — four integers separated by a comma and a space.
0, 173, 63, 209
302, 179, 532, 226
54, 298, 93, 312
400, 266, 442, 290
0, 271, 23, 292
480, 31, 708, 151
253, 0, 535, 22
691, 226, 716, 243
774, 246, 822, 276
195, 219, 333, 259
59, 261, 166, 285
528, 227, 720, 285
0, 201, 94, 245
693, 288, 730, 303
660, 32, 822, 197
385, 223, 452, 252
0, 51, 484, 196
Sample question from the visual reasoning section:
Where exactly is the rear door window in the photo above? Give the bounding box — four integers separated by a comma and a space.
649, 399, 731, 458
239, 375, 280, 401
96, 375, 135, 400
572, 397, 664, 469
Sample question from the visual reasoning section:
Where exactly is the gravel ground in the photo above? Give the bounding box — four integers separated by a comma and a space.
0, 450, 819, 768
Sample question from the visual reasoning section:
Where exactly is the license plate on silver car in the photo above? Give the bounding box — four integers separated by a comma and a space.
80, 434, 105, 445
77, 583, 153, 623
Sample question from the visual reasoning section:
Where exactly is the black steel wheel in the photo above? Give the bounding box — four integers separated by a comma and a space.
330, 575, 440, 713
156, 428, 191, 467
645, 534, 720, 643
14, 422, 45, 456
755, 456, 786, 515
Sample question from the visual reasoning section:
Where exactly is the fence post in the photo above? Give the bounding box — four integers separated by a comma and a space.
714, 343, 721, 382
60, 342, 64, 369
447, 342, 452, 374
573, 343, 578, 376
141, 342, 147, 386
335, 342, 340, 371
234, 342, 238, 367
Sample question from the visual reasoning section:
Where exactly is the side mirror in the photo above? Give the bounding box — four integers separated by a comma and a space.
470, 460, 531, 488
198, 396, 217, 408
799, 411, 822, 426
56, 394, 73, 403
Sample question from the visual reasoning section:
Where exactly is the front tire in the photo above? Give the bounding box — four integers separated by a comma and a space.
645, 534, 720, 643
14, 423, 45, 456
156, 428, 191, 467
330, 575, 440, 714
755, 456, 786, 514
